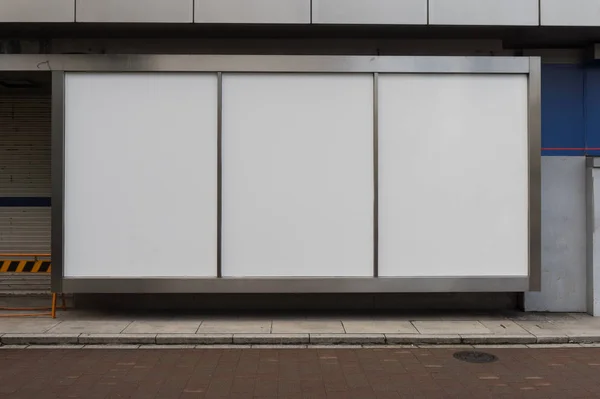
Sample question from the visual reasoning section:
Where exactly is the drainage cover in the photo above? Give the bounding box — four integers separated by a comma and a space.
453, 351, 498, 364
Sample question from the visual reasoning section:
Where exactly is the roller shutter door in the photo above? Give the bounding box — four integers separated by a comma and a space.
0, 94, 51, 254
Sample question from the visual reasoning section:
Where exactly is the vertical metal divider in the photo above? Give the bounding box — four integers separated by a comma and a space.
427, 0, 430, 25
528, 58, 542, 291
51, 71, 65, 292
217, 72, 223, 278
373, 73, 379, 277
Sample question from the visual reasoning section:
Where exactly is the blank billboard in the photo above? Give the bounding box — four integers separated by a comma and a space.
59, 68, 533, 284
221, 73, 374, 277
64, 73, 218, 277
378, 74, 529, 277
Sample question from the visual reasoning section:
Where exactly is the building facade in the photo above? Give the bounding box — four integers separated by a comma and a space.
1, 0, 599, 313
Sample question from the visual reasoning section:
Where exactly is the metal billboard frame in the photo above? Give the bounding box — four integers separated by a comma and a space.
0, 54, 540, 293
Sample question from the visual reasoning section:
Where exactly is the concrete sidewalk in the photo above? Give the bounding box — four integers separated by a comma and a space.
2, 311, 600, 346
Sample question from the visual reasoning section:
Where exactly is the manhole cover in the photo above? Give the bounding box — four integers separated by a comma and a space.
453, 351, 498, 364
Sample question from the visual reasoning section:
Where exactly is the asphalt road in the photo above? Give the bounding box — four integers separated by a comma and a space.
1, 347, 599, 398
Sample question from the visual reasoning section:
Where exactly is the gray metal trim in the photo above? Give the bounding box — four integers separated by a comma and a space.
217, 72, 223, 278
589, 157, 600, 169
528, 57, 542, 291
50, 71, 64, 293
61, 277, 530, 293
30, 54, 540, 293
0, 55, 530, 74
586, 160, 594, 314
373, 72, 379, 278
427, 0, 430, 25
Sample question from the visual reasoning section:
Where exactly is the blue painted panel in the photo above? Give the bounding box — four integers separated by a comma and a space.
0, 197, 51, 207
541, 64, 585, 156
585, 67, 600, 156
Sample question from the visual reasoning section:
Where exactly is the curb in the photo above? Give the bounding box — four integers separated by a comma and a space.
2, 333, 600, 346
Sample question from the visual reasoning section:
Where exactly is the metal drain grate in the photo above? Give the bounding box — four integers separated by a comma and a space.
453, 351, 498, 364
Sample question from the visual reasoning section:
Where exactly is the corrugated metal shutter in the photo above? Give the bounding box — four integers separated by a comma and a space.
0, 95, 51, 254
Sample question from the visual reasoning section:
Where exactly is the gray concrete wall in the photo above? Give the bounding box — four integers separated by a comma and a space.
7, 0, 600, 27
525, 157, 587, 312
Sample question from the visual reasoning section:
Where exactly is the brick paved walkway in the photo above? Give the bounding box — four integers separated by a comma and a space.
1, 348, 600, 398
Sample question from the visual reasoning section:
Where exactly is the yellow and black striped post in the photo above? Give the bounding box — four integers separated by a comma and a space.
0, 255, 64, 318
0, 260, 51, 273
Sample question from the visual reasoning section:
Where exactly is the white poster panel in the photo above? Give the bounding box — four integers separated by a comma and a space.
64, 73, 218, 277
379, 74, 529, 277
222, 73, 374, 277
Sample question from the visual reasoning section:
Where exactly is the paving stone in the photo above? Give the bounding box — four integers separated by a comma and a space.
473, 344, 529, 348
196, 320, 271, 333
0, 345, 28, 349
309, 345, 363, 349
196, 344, 253, 348
123, 320, 201, 334
412, 321, 491, 335
513, 312, 583, 321
26, 345, 85, 349
272, 320, 344, 334
418, 344, 474, 349
250, 345, 308, 348
341, 320, 417, 334
138, 345, 197, 349
527, 344, 582, 348
0, 320, 61, 334
534, 335, 570, 344
568, 335, 600, 344
479, 320, 532, 335
46, 320, 132, 334
233, 334, 309, 344
309, 334, 385, 344
385, 334, 461, 344
522, 321, 600, 343
1, 334, 80, 345
156, 333, 232, 345
514, 321, 582, 342
78, 333, 156, 344
437, 312, 509, 321
460, 334, 536, 344
83, 345, 140, 349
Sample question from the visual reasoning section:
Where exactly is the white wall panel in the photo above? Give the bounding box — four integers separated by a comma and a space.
222, 74, 373, 277
541, 0, 600, 26
312, 0, 426, 25
76, 0, 192, 23
0, 0, 74, 22
429, 0, 539, 26
195, 0, 309, 24
379, 74, 529, 277
64, 73, 218, 277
